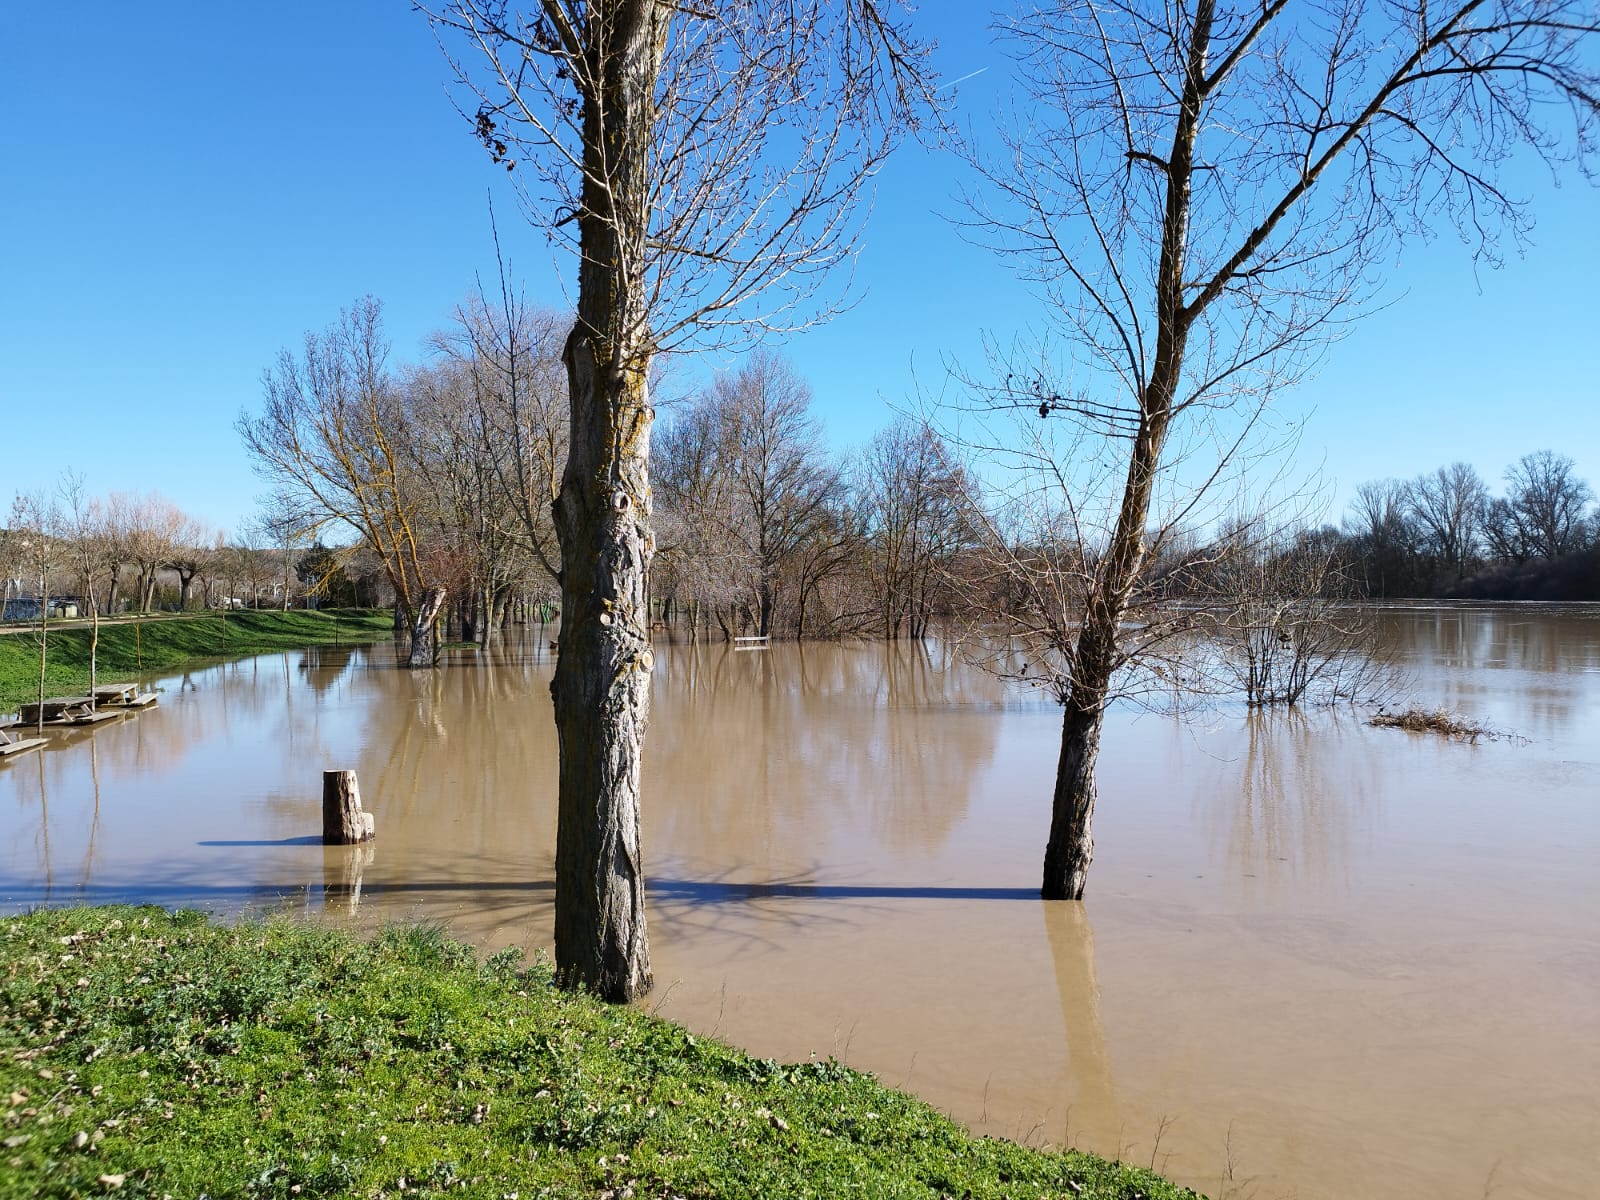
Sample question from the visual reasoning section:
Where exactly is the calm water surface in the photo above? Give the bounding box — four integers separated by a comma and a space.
3, 605, 1597, 1200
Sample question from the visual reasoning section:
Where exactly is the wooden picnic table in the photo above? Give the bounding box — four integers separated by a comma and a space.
18, 696, 96, 724
91, 683, 141, 705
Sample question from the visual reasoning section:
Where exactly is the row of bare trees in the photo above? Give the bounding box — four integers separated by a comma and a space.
240, 296, 989, 657
654, 351, 978, 642
0, 485, 309, 620
1339, 452, 1598, 597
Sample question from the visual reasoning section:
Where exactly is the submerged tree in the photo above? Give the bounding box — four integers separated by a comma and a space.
431, 289, 570, 595
240, 298, 448, 666
963, 0, 1599, 898
658, 352, 842, 639
428, 1, 936, 998
860, 420, 976, 641
1209, 524, 1388, 707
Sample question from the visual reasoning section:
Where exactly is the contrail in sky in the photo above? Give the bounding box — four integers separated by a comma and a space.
940, 66, 989, 91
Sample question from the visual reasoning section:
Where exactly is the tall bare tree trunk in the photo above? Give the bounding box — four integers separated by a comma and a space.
551, 339, 655, 1001
548, 2, 664, 1003
1041, 0, 1207, 900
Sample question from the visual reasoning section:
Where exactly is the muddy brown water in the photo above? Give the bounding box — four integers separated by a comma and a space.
3, 605, 1597, 1199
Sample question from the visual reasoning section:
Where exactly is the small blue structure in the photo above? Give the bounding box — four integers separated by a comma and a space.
2, 596, 81, 622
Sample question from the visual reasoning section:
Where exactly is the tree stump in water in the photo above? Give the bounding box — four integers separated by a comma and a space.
322, 770, 374, 844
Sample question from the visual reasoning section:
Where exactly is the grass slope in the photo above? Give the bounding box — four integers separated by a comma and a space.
0, 908, 1204, 1200
0, 610, 395, 713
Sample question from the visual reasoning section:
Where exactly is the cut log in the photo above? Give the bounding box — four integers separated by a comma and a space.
322, 769, 374, 845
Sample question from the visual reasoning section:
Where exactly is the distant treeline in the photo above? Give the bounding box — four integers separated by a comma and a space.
16, 300, 1592, 647
1, 488, 389, 621
1321, 453, 1599, 601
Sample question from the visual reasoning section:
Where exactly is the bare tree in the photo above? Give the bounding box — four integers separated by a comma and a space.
168, 515, 215, 611
240, 298, 447, 665
712, 352, 840, 637
656, 354, 863, 639
0, 523, 21, 608
58, 473, 111, 706
123, 493, 187, 613
260, 499, 314, 614
428, 1, 936, 997
435, 283, 571, 590
416, 285, 575, 643
961, 0, 1599, 899
1345, 478, 1423, 596
654, 394, 755, 636
1210, 525, 1389, 707
212, 533, 247, 611
1500, 450, 1594, 560
1406, 463, 1489, 585
8, 491, 66, 735
859, 420, 975, 640
90, 491, 181, 615
404, 356, 525, 645
233, 523, 279, 609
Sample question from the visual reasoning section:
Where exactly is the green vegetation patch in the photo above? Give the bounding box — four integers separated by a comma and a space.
0, 907, 1203, 1200
0, 610, 394, 713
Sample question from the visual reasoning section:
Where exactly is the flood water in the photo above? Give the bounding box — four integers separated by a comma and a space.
3, 605, 1597, 1200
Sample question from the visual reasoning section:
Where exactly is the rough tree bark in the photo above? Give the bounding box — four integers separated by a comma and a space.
547, 3, 662, 1002
406, 585, 448, 668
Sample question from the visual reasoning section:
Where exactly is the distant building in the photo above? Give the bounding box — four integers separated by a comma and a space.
2, 596, 81, 622
2, 598, 41, 622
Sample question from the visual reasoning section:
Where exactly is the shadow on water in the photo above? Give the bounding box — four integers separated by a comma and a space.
654, 881, 1039, 902
4, 871, 1043, 916
198, 837, 326, 847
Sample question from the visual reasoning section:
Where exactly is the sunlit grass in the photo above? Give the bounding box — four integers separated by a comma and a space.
0, 610, 394, 713
1, 907, 1205, 1200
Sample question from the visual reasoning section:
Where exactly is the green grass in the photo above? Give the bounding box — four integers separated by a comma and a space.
0, 610, 395, 713
0, 908, 1204, 1200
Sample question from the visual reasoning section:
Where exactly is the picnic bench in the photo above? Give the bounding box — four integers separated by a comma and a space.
12, 696, 123, 728
91, 683, 158, 709
0, 728, 47, 759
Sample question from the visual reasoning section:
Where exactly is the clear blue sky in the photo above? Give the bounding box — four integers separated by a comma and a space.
3, 3, 1596, 537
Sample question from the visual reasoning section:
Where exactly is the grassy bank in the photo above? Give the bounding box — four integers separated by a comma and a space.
0, 610, 394, 713
0, 908, 1202, 1200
